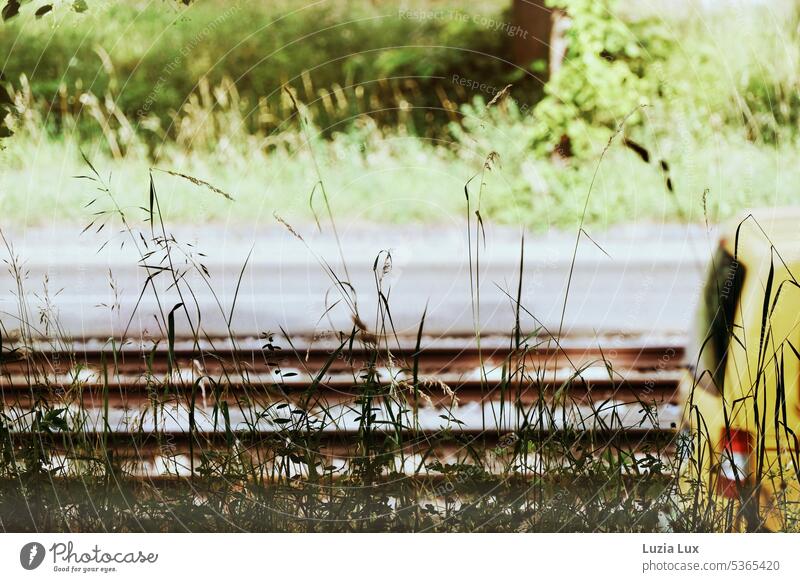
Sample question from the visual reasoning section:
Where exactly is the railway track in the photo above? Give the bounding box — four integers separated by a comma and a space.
0, 333, 686, 479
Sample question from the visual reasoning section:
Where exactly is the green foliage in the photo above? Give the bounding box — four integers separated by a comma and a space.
531, 0, 670, 157
690, 3, 800, 145
2, 0, 800, 229
0, 1, 518, 141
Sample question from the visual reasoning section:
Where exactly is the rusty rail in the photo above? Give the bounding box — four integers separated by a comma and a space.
0, 334, 686, 479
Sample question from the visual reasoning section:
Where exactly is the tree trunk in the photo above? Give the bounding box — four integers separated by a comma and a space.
511, 0, 553, 75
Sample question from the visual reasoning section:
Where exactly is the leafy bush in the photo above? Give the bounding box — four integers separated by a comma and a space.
531, 0, 670, 158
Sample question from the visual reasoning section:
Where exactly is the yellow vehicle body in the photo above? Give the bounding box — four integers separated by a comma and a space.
680, 208, 800, 531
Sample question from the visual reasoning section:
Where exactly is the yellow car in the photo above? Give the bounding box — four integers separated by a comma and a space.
680, 208, 800, 531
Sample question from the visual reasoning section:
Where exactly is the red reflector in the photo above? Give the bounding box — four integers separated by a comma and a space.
722, 428, 752, 454
717, 429, 753, 498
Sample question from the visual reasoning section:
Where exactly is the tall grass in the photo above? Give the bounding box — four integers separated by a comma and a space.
2, 120, 798, 533
7, 72, 800, 232
0, 102, 680, 531
0, 0, 516, 141
3, 1, 800, 526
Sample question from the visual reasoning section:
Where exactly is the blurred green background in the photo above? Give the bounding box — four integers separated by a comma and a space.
0, 0, 798, 229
